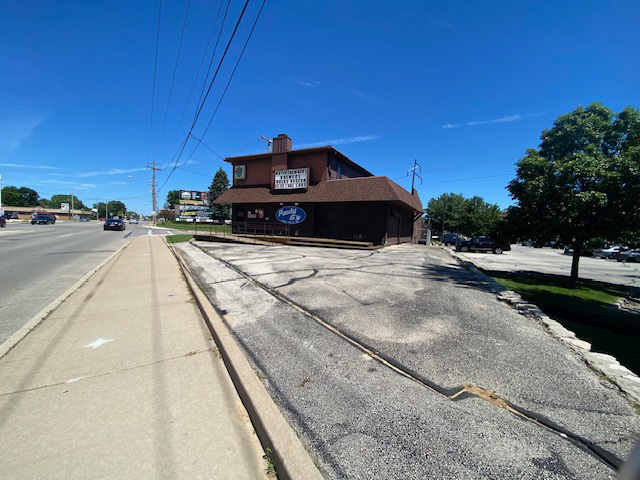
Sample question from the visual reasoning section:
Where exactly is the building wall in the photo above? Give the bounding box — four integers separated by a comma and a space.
288, 152, 329, 184
327, 154, 370, 180
231, 158, 272, 187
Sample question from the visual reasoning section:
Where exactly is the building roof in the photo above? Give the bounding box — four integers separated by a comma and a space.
225, 146, 374, 177
2, 205, 91, 214
213, 176, 423, 211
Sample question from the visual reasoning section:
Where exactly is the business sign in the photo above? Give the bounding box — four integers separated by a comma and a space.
274, 168, 308, 190
180, 190, 209, 205
233, 164, 246, 180
276, 206, 306, 225
60, 203, 70, 212
178, 204, 211, 220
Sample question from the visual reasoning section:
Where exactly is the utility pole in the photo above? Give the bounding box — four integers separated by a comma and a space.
147, 161, 160, 226
442, 196, 447, 234
407, 159, 423, 192
71, 188, 74, 221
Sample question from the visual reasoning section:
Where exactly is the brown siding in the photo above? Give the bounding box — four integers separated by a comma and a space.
288, 151, 328, 184
231, 158, 272, 187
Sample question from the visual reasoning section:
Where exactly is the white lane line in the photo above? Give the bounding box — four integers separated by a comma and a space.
147, 229, 152, 236
83, 338, 113, 349
58, 233, 74, 238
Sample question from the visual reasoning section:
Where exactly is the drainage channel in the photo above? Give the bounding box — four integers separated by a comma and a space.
205, 250, 623, 472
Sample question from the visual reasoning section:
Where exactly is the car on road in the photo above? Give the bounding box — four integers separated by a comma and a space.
104, 218, 126, 231
441, 233, 463, 245
0, 216, 6, 228
79, 215, 90, 222
593, 246, 628, 259
129, 218, 138, 224
455, 236, 511, 254
4, 212, 18, 220
31, 214, 56, 225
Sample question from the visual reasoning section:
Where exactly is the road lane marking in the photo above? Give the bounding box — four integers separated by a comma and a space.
57, 233, 74, 238
83, 338, 113, 349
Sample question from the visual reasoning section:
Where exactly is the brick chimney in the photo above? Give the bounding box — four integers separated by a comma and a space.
271, 134, 291, 188
272, 134, 292, 153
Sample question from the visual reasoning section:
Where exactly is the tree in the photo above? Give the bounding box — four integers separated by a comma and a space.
93, 200, 126, 218
47, 194, 87, 210
165, 190, 180, 209
209, 168, 230, 220
426, 193, 501, 236
1, 186, 40, 206
508, 103, 640, 281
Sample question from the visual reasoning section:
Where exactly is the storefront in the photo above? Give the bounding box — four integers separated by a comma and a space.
214, 134, 423, 245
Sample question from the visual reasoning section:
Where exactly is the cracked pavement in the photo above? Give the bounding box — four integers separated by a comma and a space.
178, 241, 640, 479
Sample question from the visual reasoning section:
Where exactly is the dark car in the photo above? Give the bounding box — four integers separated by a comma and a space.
4, 212, 18, 220
104, 218, 126, 231
441, 233, 463, 245
455, 236, 511, 254
0, 216, 6, 228
79, 215, 90, 222
31, 214, 56, 225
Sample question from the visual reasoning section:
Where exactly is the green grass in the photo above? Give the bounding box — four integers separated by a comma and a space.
161, 221, 231, 233
165, 234, 193, 244
488, 271, 639, 375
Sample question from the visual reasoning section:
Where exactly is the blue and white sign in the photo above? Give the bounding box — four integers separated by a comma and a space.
276, 206, 306, 225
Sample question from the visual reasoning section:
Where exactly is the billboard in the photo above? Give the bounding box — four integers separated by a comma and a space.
274, 168, 308, 190
60, 203, 70, 212
179, 190, 209, 205
178, 204, 211, 221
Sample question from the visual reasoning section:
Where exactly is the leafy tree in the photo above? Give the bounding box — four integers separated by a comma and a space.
46, 194, 87, 210
508, 103, 640, 280
165, 190, 180, 209
427, 193, 466, 233
427, 193, 501, 236
209, 167, 230, 220
1, 186, 40, 206
93, 200, 126, 218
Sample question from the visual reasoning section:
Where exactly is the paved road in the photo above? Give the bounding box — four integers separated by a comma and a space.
454, 244, 640, 287
0, 221, 167, 344
178, 241, 640, 479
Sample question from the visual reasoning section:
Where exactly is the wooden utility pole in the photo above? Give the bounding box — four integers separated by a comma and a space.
147, 161, 160, 226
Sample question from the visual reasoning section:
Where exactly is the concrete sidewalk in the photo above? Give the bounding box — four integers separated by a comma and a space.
0, 236, 268, 479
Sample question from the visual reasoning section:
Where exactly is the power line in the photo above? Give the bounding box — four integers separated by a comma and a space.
190, 136, 225, 160
187, 0, 267, 161
158, 0, 253, 193
147, 0, 163, 164
158, 0, 226, 171
424, 173, 513, 185
153, 0, 192, 164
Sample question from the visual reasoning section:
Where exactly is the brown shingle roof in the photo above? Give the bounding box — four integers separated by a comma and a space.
213, 176, 423, 211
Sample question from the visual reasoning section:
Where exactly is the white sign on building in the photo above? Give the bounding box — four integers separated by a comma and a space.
61, 203, 70, 212
274, 168, 308, 190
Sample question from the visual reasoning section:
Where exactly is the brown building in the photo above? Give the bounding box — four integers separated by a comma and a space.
214, 134, 423, 246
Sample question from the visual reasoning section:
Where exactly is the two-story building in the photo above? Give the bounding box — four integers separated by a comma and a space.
213, 134, 423, 246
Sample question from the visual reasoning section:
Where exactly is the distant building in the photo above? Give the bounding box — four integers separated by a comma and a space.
213, 134, 423, 245
0, 205, 92, 220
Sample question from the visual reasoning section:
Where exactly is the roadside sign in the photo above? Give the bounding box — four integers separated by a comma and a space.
61, 203, 70, 212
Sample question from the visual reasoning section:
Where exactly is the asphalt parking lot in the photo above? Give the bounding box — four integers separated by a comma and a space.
178, 240, 639, 479
454, 244, 640, 288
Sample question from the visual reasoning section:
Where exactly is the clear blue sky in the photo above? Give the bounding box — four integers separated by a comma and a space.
1, 0, 638, 214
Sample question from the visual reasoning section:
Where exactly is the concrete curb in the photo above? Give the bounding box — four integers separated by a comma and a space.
445, 247, 640, 407
0, 239, 133, 360
167, 241, 324, 480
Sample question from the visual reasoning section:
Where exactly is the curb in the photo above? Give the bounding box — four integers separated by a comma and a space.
0, 239, 133, 360
445, 247, 640, 407
166, 240, 324, 480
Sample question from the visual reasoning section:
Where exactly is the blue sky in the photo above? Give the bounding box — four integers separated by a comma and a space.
1, 0, 638, 214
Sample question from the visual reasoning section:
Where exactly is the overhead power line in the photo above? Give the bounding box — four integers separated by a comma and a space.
158, 0, 255, 193
153, 0, 192, 164
424, 173, 513, 185
147, 0, 164, 165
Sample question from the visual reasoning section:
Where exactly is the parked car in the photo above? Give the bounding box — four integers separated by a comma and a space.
104, 218, 126, 231
593, 246, 627, 259
31, 214, 56, 225
4, 212, 18, 220
129, 218, 138, 224
617, 250, 639, 262
455, 236, 511, 254
0, 216, 6, 228
441, 233, 463, 245
79, 215, 90, 222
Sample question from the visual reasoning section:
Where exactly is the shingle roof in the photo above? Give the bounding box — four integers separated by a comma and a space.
213, 176, 423, 211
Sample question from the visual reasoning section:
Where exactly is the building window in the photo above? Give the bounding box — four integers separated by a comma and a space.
337, 165, 343, 179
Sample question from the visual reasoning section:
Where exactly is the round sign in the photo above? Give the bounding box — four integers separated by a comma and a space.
276, 206, 306, 225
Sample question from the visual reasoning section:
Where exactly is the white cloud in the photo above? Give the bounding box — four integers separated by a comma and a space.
296, 135, 382, 149
109, 181, 127, 185
0, 114, 46, 151
0, 162, 58, 170
35, 179, 96, 190
344, 88, 384, 105
76, 167, 147, 178
442, 112, 544, 129
297, 80, 321, 88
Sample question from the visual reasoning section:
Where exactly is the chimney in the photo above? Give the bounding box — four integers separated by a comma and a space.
272, 134, 292, 153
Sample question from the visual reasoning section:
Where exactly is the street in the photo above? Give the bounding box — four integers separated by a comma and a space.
453, 244, 640, 287
0, 220, 172, 344
177, 240, 640, 479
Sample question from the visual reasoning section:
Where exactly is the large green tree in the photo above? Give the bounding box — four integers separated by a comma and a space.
45, 194, 87, 210
209, 168, 230, 220
1, 186, 40, 206
165, 190, 180, 209
93, 200, 127, 218
508, 103, 640, 280
427, 193, 501, 236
